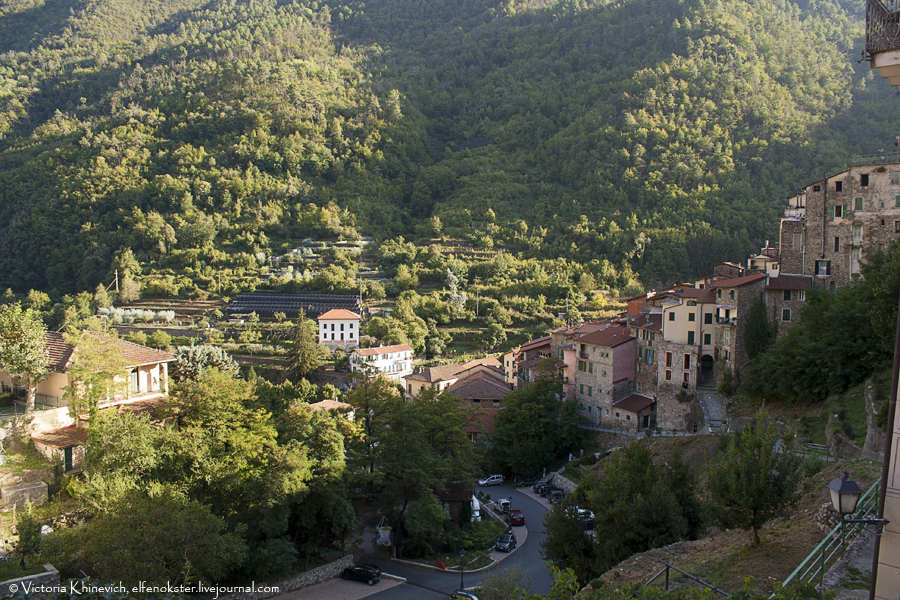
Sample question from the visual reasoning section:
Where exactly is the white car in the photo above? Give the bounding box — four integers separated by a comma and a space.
478, 474, 504, 486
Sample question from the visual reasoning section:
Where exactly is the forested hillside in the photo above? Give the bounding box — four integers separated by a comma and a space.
1, 0, 898, 294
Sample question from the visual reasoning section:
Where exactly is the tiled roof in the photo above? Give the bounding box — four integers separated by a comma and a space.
309, 399, 353, 411
353, 344, 414, 356
45, 332, 75, 372
447, 371, 511, 400
404, 357, 500, 384
115, 338, 176, 367
317, 309, 362, 321
31, 425, 89, 449
45, 331, 174, 373
574, 326, 634, 348
519, 335, 551, 352
613, 394, 656, 415
550, 320, 613, 336
664, 288, 717, 303
766, 274, 813, 291
710, 273, 766, 289
629, 313, 662, 332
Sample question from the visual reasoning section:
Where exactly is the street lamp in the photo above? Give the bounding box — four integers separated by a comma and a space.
459, 548, 465, 589
827, 471, 888, 558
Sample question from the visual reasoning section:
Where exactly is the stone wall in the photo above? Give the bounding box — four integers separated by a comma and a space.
863, 383, 887, 462
549, 473, 577, 494
0, 564, 59, 597
779, 219, 806, 275
1, 481, 48, 508
223, 555, 354, 600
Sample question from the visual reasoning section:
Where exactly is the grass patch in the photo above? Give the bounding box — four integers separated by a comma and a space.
839, 565, 871, 590
2, 441, 53, 476
0, 559, 46, 581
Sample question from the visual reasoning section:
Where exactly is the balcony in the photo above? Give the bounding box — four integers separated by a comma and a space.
866, 0, 900, 87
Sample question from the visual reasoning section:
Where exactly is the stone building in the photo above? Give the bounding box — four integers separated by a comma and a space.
778, 162, 900, 290
710, 273, 767, 382
550, 320, 616, 400
628, 312, 662, 396
763, 274, 813, 338
568, 327, 635, 426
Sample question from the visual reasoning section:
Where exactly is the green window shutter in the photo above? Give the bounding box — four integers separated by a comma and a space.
687, 331, 695, 345
580, 384, 583, 394
704, 333, 711, 345
827, 261, 832, 275
638, 348, 643, 360
588, 386, 592, 396
896, 195, 900, 208
855, 197, 863, 211
829, 205, 834, 218
704, 313, 713, 324
688, 313, 695, 322
668, 312, 675, 321
588, 362, 593, 374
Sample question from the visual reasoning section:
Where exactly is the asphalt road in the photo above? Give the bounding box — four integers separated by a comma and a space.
363, 483, 554, 599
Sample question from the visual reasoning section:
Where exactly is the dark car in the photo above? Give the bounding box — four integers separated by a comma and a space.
516, 476, 537, 487
509, 509, 525, 526
342, 563, 382, 585
495, 532, 517, 552
532, 481, 550, 494
541, 485, 562, 498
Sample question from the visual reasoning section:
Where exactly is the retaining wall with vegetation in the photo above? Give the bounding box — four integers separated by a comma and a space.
0, 564, 59, 597
223, 555, 354, 600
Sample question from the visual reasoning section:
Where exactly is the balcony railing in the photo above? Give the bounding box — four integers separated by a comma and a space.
866, 0, 900, 58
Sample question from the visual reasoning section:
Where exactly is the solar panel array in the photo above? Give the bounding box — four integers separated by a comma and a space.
226, 293, 361, 318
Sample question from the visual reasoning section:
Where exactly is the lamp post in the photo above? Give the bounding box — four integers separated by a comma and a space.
459, 548, 466, 589
827, 471, 889, 559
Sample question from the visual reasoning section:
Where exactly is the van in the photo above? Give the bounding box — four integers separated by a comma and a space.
471, 495, 481, 522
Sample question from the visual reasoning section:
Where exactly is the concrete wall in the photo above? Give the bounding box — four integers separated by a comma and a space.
1, 481, 48, 508
0, 564, 59, 598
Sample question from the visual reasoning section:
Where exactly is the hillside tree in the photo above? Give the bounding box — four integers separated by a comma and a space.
0, 303, 49, 412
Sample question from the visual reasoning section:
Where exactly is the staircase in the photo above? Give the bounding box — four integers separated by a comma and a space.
696, 383, 726, 433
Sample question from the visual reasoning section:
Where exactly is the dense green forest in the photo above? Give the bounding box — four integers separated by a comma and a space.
1, 0, 899, 295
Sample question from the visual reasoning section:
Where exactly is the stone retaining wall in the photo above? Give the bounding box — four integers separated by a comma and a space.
0, 564, 59, 597
550, 473, 577, 494
224, 555, 354, 600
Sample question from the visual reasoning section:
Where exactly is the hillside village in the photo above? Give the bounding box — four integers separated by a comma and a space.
1, 159, 900, 599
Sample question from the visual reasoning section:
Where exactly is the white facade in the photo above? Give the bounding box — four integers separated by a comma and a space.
350, 344, 414, 382
317, 309, 362, 351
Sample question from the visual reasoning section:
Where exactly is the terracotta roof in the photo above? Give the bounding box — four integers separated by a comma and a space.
115, 338, 176, 366
31, 425, 89, 449
519, 335, 551, 352
115, 398, 162, 417
404, 356, 500, 384
45, 331, 75, 372
574, 326, 634, 348
710, 273, 766, 289
765, 274, 813, 291
629, 313, 662, 332
45, 332, 174, 373
613, 394, 656, 415
663, 288, 717, 303
317, 309, 362, 321
550, 320, 613, 336
309, 399, 353, 412
353, 344, 414, 356
447, 371, 511, 401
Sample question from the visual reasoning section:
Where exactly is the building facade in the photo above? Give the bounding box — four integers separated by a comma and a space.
568, 327, 634, 426
350, 344, 414, 382
317, 309, 362, 351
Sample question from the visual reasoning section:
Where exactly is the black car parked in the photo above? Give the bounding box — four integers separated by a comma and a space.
532, 481, 550, 494
541, 485, 562, 498
342, 563, 382, 585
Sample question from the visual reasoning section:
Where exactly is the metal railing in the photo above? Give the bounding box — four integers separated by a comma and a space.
633, 560, 730, 597
781, 478, 881, 589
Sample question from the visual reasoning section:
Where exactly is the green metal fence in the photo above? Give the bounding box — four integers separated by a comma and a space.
781, 478, 881, 588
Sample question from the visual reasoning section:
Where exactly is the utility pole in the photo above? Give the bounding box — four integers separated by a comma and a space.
114, 269, 119, 292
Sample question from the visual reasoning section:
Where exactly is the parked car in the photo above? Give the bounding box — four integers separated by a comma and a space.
509, 509, 525, 526
342, 564, 382, 585
541, 485, 562, 498
577, 508, 595, 530
549, 489, 566, 504
516, 476, 537, 487
495, 532, 517, 552
532, 481, 550, 494
497, 498, 511, 513
478, 474, 504, 487
451, 591, 480, 600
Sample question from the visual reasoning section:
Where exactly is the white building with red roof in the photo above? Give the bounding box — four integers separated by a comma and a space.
316, 308, 362, 351
350, 344, 414, 382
